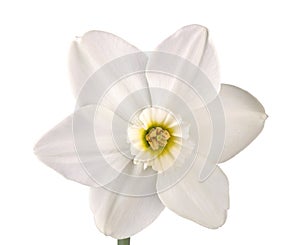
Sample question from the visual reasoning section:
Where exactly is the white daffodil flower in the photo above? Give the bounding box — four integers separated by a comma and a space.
34, 25, 267, 240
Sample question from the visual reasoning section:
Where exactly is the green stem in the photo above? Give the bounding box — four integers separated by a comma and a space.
118, 238, 130, 245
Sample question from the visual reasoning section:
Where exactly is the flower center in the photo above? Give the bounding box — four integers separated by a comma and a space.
145, 127, 170, 151
127, 107, 191, 172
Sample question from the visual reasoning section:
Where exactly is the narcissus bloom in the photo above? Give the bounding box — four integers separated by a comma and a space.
34, 25, 267, 239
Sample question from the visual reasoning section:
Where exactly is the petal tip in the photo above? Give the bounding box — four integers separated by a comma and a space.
181, 24, 208, 32
209, 210, 228, 229
33, 138, 43, 156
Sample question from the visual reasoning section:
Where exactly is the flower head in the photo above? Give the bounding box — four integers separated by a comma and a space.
34, 25, 267, 239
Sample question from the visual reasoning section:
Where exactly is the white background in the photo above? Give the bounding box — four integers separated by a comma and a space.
0, 0, 299, 244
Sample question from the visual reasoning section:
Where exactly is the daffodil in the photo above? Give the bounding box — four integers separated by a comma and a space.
34, 25, 267, 243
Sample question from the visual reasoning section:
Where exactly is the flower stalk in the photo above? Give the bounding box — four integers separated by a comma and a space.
118, 238, 130, 245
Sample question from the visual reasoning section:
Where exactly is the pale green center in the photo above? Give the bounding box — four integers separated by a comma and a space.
145, 127, 170, 151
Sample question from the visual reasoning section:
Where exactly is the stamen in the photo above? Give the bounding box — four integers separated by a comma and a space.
145, 127, 170, 151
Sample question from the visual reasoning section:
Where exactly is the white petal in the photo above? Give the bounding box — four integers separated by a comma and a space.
218, 84, 267, 162
90, 164, 164, 239
69, 31, 139, 95
90, 188, 164, 239
147, 24, 220, 97
158, 165, 229, 229
156, 25, 208, 67
34, 107, 97, 186
34, 105, 130, 186
69, 31, 150, 107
